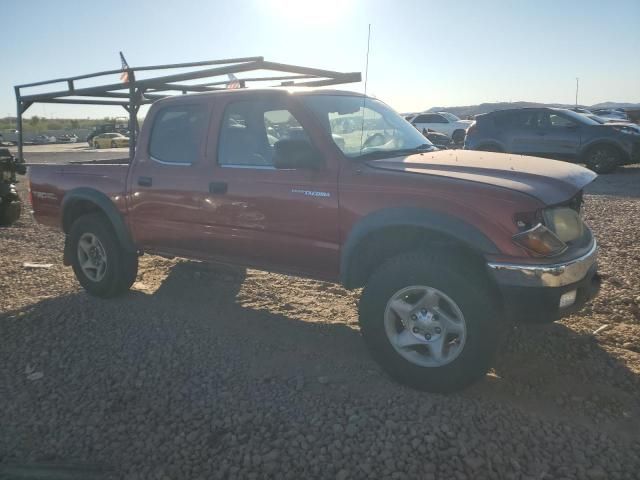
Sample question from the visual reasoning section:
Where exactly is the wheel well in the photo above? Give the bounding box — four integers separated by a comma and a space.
62, 199, 104, 233
343, 226, 493, 291
582, 141, 629, 163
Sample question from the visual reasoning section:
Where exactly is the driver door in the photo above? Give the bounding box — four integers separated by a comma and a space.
200, 93, 341, 279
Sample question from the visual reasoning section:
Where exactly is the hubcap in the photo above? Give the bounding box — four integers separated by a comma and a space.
77, 232, 108, 282
384, 285, 467, 367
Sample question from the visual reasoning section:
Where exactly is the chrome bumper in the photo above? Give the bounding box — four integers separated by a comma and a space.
487, 241, 597, 288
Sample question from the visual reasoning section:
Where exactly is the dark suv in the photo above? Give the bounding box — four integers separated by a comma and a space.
464, 107, 640, 173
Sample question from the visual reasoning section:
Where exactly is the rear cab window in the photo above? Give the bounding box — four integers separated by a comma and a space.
149, 104, 209, 164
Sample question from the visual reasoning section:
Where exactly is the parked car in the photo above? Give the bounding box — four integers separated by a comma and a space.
420, 128, 451, 148
464, 107, 640, 173
92, 133, 129, 149
57, 134, 78, 143
586, 114, 640, 131
407, 112, 472, 144
592, 108, 629, 121
32, 134, 55, 144
28, 89, 601, 392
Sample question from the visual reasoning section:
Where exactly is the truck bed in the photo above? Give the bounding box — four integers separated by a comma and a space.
28, 162, 130, 228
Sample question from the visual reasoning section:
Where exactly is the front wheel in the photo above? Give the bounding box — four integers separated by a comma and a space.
69, 213, 138, 298
358, 252, 500, 392
584, 145, 621, 174
111, 140, 117, 148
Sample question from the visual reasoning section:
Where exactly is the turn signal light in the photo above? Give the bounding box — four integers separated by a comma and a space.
512, 223, 567, 257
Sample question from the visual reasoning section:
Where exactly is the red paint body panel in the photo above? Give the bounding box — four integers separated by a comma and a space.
27, 89, 595, 284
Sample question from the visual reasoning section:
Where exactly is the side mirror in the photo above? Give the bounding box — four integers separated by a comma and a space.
273, 139, 323, 170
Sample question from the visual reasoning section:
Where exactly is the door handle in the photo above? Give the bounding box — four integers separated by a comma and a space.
209, 181, 228, 194
138, 176, 152, 187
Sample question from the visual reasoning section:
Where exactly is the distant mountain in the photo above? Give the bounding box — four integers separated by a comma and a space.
425, 101, 640, 118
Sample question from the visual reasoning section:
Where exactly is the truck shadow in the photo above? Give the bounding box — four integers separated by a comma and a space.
1, 260, 639, 460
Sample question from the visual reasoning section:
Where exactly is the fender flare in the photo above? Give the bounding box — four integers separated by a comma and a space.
340, 207, 499, 286
61, 187, 136, 252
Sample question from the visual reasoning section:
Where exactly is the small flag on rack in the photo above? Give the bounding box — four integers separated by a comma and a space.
119, 51, 130, 83
227, 73, 241, 89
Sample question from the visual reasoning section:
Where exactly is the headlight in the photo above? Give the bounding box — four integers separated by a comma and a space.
512, 223, 567, 256
543, 207, 584, 243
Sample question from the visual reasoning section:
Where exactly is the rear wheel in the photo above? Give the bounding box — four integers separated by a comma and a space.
359, 251, 500, 392
111, 140, 117, 148
69, 213, 138, 298
0, 200, 21, 226
93, 141, 100, 149
584, 144, 621, 174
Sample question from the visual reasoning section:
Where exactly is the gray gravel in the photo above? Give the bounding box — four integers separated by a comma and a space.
1, 169, 640, 479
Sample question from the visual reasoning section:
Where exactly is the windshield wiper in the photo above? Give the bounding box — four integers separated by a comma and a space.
356, 144, 436, 160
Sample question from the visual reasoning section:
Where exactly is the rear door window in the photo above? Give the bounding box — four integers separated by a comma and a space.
149, 105, 209, 164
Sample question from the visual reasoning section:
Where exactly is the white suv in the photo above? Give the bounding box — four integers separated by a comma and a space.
409, 112, 473, 143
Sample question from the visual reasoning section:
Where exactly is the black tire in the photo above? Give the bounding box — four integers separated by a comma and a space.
476, 143, 503, 153
93, 141, 100, 149
111, 140, 117, 148
0, 200, 21, 226
69, 213, 138, 298
584, 144, 621, 174
358, 251, 500, 392
452, 129, 466, 145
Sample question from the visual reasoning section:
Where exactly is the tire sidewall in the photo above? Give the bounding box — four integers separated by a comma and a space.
69, 214, 122, 297
585, 145, 620, 174
359, 253, 497, 392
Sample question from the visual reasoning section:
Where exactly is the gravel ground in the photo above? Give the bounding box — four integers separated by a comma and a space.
1, 160, 640, 479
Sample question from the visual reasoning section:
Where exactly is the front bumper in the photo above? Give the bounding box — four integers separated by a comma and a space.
487, 241, 600, 322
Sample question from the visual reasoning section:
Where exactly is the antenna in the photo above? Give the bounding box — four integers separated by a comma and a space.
575, 77, 579, 107
359, 24, 372, 155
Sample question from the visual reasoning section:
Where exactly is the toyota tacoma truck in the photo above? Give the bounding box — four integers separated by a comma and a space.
28, 89, 600, 392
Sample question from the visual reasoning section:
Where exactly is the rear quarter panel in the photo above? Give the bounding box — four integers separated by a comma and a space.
29, 164, 129, 229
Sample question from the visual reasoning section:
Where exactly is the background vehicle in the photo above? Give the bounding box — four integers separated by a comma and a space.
57, 133, 78, 143
92, 132, 129, 149
464, 107, 640, 173
407, 112, 473, 144
592, 108, 629, 121
32, 134, 55, 144
0, 148, 25, 226
28, 88, 600, 392
586, 114, 640, 131
86, 120, 129, 145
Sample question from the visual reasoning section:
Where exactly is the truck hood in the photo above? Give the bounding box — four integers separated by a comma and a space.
366, 149, 597, 205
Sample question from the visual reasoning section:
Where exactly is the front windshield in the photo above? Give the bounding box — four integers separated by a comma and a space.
440, 112, 461, 122
300, 94, 435, 158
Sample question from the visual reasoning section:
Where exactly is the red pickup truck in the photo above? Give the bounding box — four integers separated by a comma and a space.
28, 89, 600, 392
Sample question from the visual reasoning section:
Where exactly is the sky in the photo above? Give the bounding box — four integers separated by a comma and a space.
3, 0, 639, 119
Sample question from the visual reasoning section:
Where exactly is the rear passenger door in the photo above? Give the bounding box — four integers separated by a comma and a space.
201, 93, 341, 279
127, 102, 212, 257
508, 111, 545, 155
